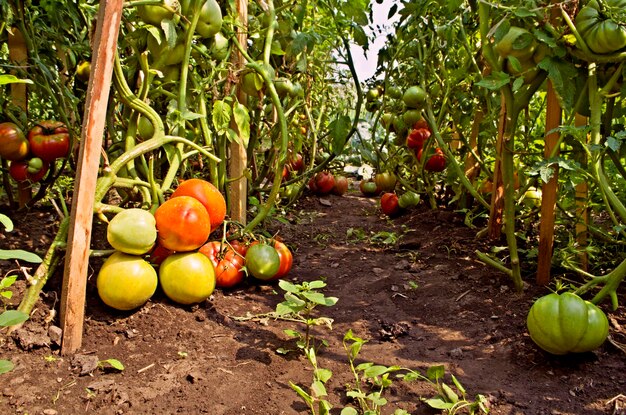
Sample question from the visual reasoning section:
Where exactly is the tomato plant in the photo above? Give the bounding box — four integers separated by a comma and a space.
106, 208, 157, 255
380, 192, 401, 217
159, 252, 216, 304
97, 251, 158, 311
154, 196, 211, 252
27, 121, 70, 161
0, 122, 29, 161
199, 241, 246, 288
245, 243, 280, 281
526, 292, 609, 355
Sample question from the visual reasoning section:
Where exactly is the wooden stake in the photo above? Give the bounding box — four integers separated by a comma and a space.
574, 113, 589, 270
536, 81, 562, 285
8, 27, 32, 208
60, 0, 123, 354
228, 0, 248, 225
487, 94, 506, 239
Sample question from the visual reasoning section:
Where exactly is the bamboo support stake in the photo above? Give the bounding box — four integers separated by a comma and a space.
8, 27, 31, 208
574, 113, 589, 270
536, 81, 562, 285
487, 95, 506, 239
60, 0, 123, 354
227, 0, 248, 224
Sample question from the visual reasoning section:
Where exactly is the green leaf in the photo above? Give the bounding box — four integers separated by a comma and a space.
0, 249, 43, 263
284, 292, 307, 307
0, 360, 14, 375
278, 279, 298, 293
366, 392, 387, 406
212, 100, 232, 133
355, 362, 373, 371
0, 310, 29, 327
353, 25, 368, 48
275, 302, 298, 316
346, 390, 367, 399
426, 365, 445, 382
1, 291, 13, 300
283, 329, 301, 339
315, 368, 333, 383
0, 275, 18, 289
0, 214, 13, 232
101, 359, 125, 371
539, 57, 579, 110
606, 136, 621, 152
476, 72, 510, 90
311, 380, 327, 397
424, 397, 454, 410
180, 109, 204, 121
329, 115, 351, 156
290, 382, 313, 406
441, 382, 459, 403
307, 280, 326, 290
340, 407, 359, 415
451, 374, 466, 395
233, 102, 250, 147
300, 291, 328, 305
0, 74, 33, 86
318, 400, 332, 415
160, 18, 178, 48
364, 365, 391, 378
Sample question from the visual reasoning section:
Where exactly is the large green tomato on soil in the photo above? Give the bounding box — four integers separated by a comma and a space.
97, 252, 158, 311
107, 208, 157, 255
159, 252, 216, 304
575, 0, 626, 54
245, 243, 281, 281
526, 292, 609, 355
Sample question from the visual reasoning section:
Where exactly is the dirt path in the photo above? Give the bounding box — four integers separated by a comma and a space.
1, 190, 625, 414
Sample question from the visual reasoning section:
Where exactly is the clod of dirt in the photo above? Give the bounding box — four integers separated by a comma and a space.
12, 326, 50, 350
377, 319, 410, 341
71, 354, 100, 376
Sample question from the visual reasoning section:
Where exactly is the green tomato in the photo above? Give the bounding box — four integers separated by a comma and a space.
195, 0, 223, 38
245, 243, 281, 281
527, 292, 609, 355
402, 109, 423, 128
159, 252, 216, 304
137, 0, 179, 25
398, 191, 420, 209
575, 0, 626, 54
494, 26, 536, 61
402, 86, 427, 110
97, 252, 158, 311
107, 208, 157, 255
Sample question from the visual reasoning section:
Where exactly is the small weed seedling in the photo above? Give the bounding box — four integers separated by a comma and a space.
289, 347, 334, 414
232, 279, 338, 354
97, 358, 125, 372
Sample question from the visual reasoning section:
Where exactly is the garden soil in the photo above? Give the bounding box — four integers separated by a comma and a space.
1, 186, 625, 415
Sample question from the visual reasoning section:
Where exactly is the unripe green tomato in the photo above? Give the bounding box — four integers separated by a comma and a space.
159, 252, 216, 304
245, 243, 281, 281
527, 292, 609, 355
107, 208, 157, 255
402, 86, 427, 110
97, 251, 158, 311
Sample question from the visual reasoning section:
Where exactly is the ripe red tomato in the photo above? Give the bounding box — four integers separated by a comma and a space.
199, 241, 246, 288
228, 239, 250, 257
406, 127, 430, 149
288, 153, 304, 173
171, 178, 226, 232
380, 192, 401, 217
27, 121, 70, 161
147, 243, 174, 266
309, 171, 335, 195
0, 122, 29, 161
332, 175, 349, 196
270, 240, 293, 280
154, 196, 211, 252
424, 148, 446, 172
9, 158, 49, 182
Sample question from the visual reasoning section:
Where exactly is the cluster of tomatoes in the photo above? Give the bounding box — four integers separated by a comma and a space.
359, 171, 422, 218
0, 121, 70, 183
307, 170, 349, 196
405, 120, 446, 173
98, 178, 293, 311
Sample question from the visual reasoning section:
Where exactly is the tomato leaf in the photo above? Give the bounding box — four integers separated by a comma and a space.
0, 249, 43, 263
0, 360, 14, 375
476, 72, 510, 90
0, 74, 33, 86
424, 397, 454, 410
212, 100, 232, 133
0, 214, 14, 232
329, 115, 351, 156
539, 57, 579, 110
426, 365, 445, 382
0, 310, 29, 327
233, 101, 250, 146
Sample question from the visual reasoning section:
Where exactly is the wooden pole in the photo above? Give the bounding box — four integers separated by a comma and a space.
536, 81, 561, 285
228, 0, 248, 225
574, 113, 589, 270
487, 94, 506, 239
8, 27, 32, 208
60, 0, 123, 354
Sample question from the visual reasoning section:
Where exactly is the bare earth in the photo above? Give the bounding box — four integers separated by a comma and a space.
1, 187, 625, 415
